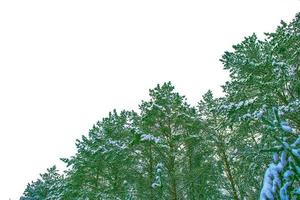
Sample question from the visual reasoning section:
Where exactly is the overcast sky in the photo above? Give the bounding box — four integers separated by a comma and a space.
0, 0, 299, 199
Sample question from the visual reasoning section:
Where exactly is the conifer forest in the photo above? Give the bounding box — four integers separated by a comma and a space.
20, 14, 300, 200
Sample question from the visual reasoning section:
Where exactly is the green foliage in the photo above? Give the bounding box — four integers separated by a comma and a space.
20, 166, 66, 200
259, 108, 300, 200
20, 13, 300, 200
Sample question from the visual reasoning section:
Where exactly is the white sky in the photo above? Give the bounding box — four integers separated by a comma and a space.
0, 0, 299, 199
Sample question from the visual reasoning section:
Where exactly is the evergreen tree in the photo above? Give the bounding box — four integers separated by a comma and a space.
20, 166, 66, 200
138, 82, 199, 200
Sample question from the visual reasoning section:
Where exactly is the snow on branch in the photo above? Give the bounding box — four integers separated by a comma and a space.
140, 134, 161, 143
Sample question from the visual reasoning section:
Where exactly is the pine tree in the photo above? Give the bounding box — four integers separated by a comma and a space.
20, 166, 66, 200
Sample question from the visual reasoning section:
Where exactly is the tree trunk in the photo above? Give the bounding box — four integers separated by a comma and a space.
187, 146, 195, 200
169, 145, 178, 200
219, 145, 239, 200
148, 144, 154, 200
167, 119, 178, 200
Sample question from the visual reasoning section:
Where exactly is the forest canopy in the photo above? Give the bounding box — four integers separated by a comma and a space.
20, 13, 300, 200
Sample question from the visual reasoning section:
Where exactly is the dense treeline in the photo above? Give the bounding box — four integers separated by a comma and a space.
20, 14, 300, 200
